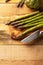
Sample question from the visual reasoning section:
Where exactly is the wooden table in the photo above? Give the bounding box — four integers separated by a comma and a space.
0, 0, 43, 65
0, 45, 43, 65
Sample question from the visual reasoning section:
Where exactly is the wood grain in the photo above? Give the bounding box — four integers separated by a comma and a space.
0, 4, 34, 17
0, 45, 43, 60
0, 0, 43, 65
0, 60, 43, 65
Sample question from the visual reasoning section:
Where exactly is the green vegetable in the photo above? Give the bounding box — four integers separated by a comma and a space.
18, 19, 43, 29
16, 23, 43, 39
14, 15, 43, 27
6, 11, 39, 25
25, 0, 40, 9
17, 0, 25, 7
12, 12, 43, 25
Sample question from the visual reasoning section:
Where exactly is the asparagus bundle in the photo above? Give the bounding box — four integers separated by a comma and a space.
6, 11, 39, 25
14, 15, 43, 27
11, 11, 40, 25
18, 19, 43, 29
15, 23, 43, 40
12, 12, 43, 25
7, 11, 43, 40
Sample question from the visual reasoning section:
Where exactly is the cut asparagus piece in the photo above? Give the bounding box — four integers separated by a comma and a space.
17, 0, 25, 7
18, 19, 43, 29
14, 15, 43, 27
11, 12, 43, 25
6, 11, 39, 25
15, 23, 43, 40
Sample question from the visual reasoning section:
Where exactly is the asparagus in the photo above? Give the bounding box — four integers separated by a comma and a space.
15, 23, 43, 39
18, 21, 43, 29
6, 11, 39, 25
18, 19, 43, 29
12, 12, 43, 25
14, 15, 43, 27
17, 0, 25, 7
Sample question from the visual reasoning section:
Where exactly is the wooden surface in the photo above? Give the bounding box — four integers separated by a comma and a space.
0, 45, 43, 65
0, 4, 34, 17
0, 60, 43, 65
0, 0, 43, 65
0, 45, 43, 60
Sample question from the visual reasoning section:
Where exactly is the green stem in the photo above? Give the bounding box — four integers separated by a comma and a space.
18, 22, 43, 29
14, 15, 43, 27
18, 19, 43, 29
12, 12, 43, 25
16, 23, 43, 39
6, 11, 39, 25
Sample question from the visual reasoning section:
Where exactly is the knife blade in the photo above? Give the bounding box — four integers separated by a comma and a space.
21, 30, 40, 44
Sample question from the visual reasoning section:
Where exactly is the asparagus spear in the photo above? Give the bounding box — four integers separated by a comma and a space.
18, 19, 43, 29
17, 0, 25, 7
11, 12, 43, 25
14, 15, 43, 27
15, 23, 43, 40
18, 21, 43, 29
6, 11, 39, 25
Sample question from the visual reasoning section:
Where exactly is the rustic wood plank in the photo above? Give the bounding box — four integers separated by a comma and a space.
0, 45, 43, 60
0, 4, 33, 17
0, 60, 43, 65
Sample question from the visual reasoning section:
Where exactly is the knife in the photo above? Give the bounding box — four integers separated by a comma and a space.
0, 30, 43, 44
21, 30, 43, 44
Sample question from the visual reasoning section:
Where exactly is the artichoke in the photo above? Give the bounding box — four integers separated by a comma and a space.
25, 0, 40, 9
